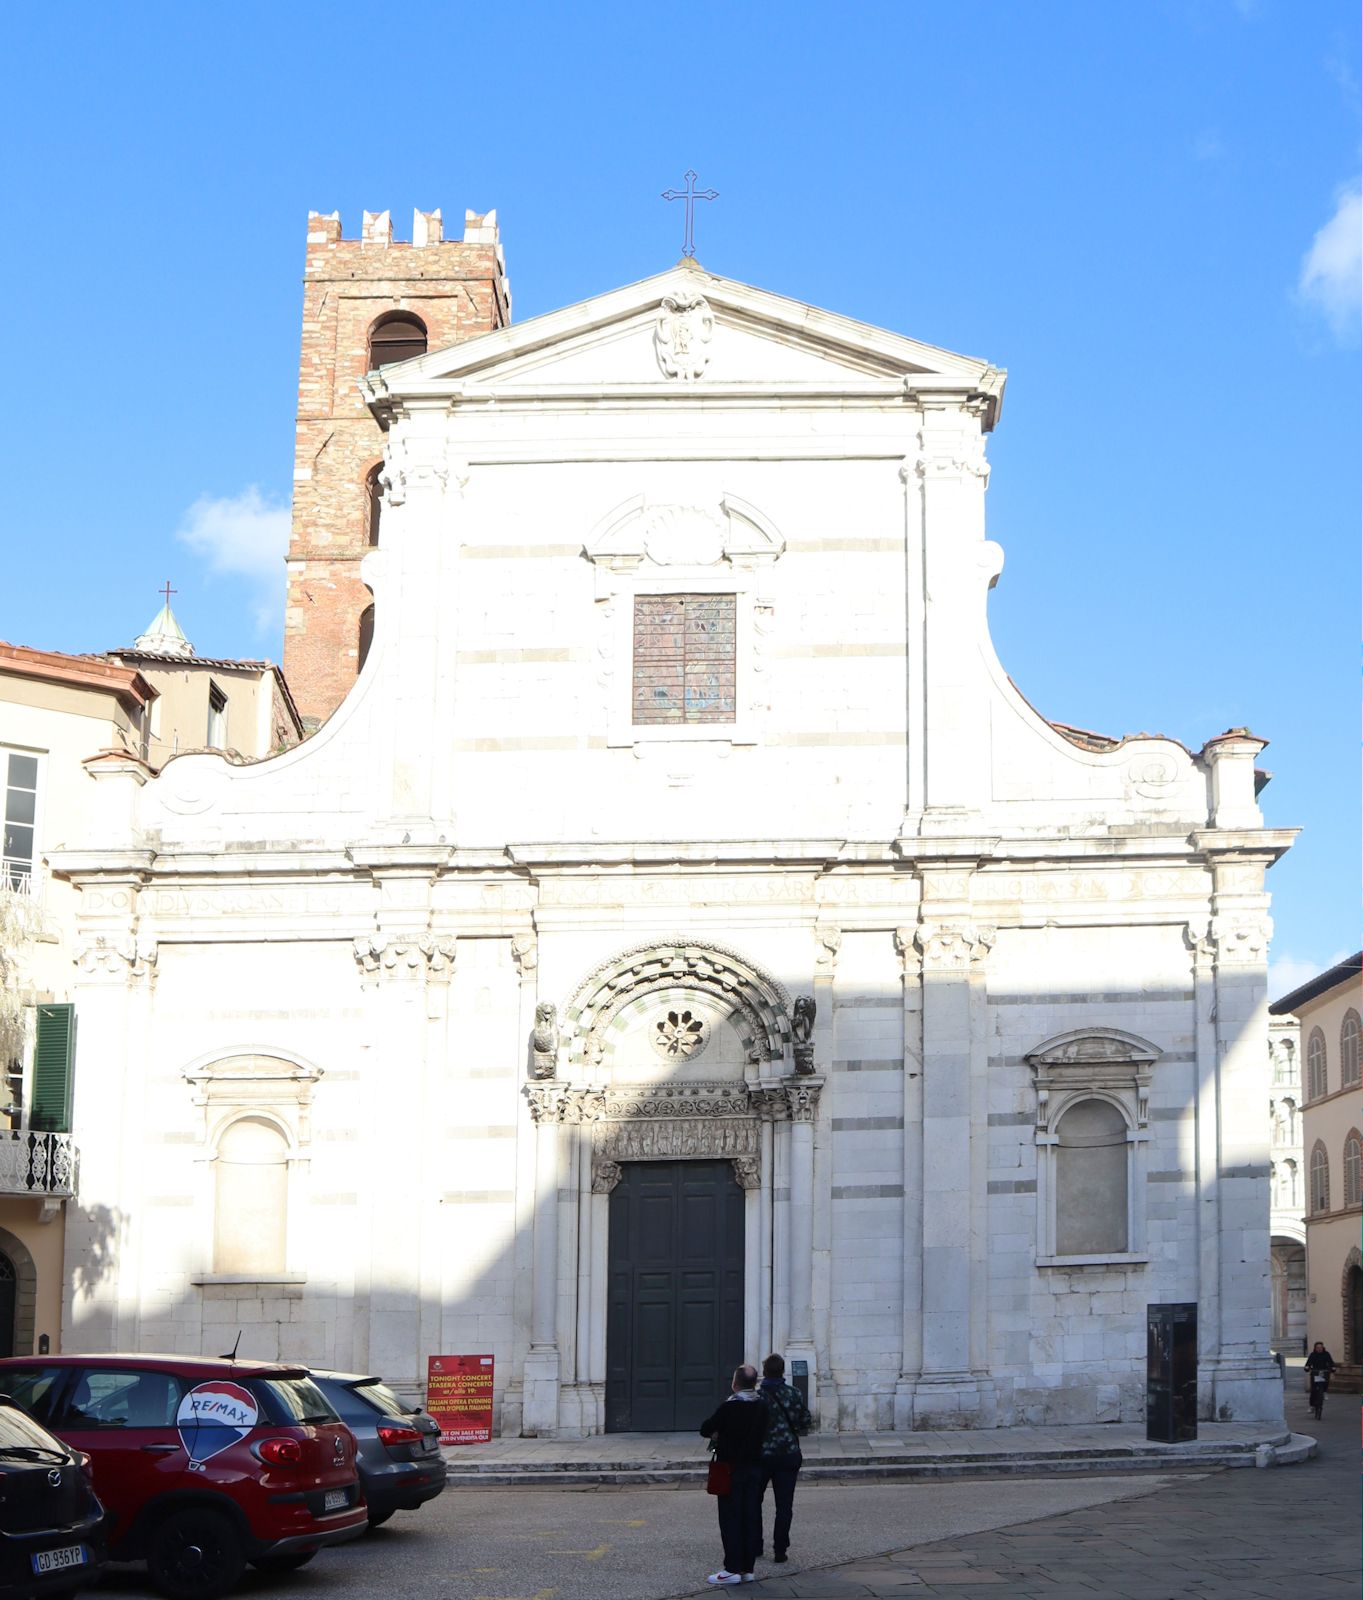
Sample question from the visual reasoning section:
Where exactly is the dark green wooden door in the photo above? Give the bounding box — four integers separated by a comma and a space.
606, 1160, 745, 1432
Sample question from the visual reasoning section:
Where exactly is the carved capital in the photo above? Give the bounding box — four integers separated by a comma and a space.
915, 430, 991, 484
74, 934, 156, 982
524, 1084, 571, 1125
591, 1158, 623, 1195
511, 932, 538, 977
915, 923, 995, 972
749, 1085, 790, 1122
894, 926, 921, 977
785, 1082, 822, 1123
814, 926, 841, 977
1209, 914, 1271, 969
732, 1155, 761, 1191
353, 934, 454, 979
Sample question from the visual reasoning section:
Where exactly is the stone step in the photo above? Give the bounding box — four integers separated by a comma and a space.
443, 1433, 1315, 1488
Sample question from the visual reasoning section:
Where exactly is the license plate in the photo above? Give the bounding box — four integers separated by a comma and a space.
323, 1489, 347, 1511
32, 1545, 87, 1575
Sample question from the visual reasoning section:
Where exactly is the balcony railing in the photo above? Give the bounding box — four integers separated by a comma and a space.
0, 1131, 75, 1196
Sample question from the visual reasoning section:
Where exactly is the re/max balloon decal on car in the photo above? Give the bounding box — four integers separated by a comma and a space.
175, 1381, 258, 1470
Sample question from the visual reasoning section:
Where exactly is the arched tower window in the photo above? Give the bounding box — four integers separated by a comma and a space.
1307, 1028, 1328, 1101
357, 605, 375, 673
1341, 1011, 1361, 1089
1309, 1141, 1330, 1215
1344, 1130, 1363, 1209
368, 313, 427, 369
366, 464, 384, 547
213, 1116, 289, 1275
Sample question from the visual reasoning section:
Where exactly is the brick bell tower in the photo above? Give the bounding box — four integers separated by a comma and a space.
285, 206, 511, 728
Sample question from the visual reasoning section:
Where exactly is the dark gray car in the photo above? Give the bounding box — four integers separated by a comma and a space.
307, 1373, 445, 1529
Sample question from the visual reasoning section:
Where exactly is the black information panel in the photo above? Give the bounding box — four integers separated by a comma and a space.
1146, 1301, 1198, 1443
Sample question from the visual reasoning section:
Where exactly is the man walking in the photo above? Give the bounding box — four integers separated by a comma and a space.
699, 1364, 769, 1585
757, 1353, 812, 1564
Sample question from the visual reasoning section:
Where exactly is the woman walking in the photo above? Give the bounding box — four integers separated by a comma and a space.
699, 1364, 770, 1585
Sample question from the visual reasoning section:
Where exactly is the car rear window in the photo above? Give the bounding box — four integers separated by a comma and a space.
348, 1380, 413, 1420
251, 1376, 338, 1426
0, 1403, 67, 1455
0, 1367, 66, 1424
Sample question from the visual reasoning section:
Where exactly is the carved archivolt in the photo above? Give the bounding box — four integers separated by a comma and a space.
563, 940, 792, 1070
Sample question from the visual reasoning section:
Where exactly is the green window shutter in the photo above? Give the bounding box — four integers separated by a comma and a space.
31, 1005, 75, 1134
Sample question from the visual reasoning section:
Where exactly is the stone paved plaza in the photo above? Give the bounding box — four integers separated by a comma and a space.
94, 1382, 1351, 1600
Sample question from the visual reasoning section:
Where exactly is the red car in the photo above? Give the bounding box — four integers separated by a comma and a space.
0, 1355, 366, 1599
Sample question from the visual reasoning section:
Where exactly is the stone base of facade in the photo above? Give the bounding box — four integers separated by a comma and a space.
557, 1381, 604, 1438
521, 1348, 561, 1436
1200, 1354, 1286, 1423
906, 1372, 1000, 1430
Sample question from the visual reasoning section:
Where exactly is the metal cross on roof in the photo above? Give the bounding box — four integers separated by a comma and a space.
160, 580, 177, 605
662, 169, 718, 259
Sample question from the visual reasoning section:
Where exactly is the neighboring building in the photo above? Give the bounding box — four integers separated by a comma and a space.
1272, 953, 1363, 1387
1268, 1015, 1306, 1351
105, 600, 303, 764
0, 643, 157, 1356
55, 242, 1293, 1437
283, 207, 510, 728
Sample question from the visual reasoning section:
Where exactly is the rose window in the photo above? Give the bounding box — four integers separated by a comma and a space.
652, 1008, 708, 1060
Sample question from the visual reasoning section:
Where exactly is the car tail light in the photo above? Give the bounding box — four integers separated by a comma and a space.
255, 1437, 303, 1466
376, 1424, 423, 1448
76, 1452, 93, 1482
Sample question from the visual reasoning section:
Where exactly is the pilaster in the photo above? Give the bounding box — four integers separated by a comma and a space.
909, 871, 998, 1428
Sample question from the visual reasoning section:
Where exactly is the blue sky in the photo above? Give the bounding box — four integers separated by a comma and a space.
6, 0, 1358, 987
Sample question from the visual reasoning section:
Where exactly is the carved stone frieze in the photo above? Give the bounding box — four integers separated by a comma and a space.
603, 1081, 751, 1120
595, 1117, 758, 1162
748, 1085, 790, 1122
914, 430, 990, 484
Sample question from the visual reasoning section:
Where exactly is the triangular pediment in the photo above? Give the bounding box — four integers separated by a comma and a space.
362, 264, 1005, 424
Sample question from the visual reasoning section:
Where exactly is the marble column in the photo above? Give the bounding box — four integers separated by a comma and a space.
785, 1080, 822, 1418
522, 1084, 565, 1435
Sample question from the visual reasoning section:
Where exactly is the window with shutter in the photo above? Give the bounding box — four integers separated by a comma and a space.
31, 1005, 75, 1134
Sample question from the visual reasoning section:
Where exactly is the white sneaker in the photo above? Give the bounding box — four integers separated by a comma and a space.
742, 1576, 757, 1583
707, 1573, 743, 1586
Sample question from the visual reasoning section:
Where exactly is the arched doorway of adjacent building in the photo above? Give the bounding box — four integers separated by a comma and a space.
1343, 1249, 1363, 1365
1270, 1235, 1307, 1352
0, 1252, 15, 1358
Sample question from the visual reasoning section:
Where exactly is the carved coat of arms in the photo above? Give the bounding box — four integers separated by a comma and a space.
655, 292, 714, 380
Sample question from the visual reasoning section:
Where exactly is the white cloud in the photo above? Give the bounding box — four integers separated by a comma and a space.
177, 487, 290, 633
1297, 184, 1362, 341
1269, 947, 1351, 1007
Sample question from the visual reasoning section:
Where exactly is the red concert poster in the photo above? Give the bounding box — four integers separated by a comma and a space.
426, 1354, 494, 1445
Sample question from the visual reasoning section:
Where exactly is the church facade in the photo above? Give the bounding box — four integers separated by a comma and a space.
53, 226, 1292, 1434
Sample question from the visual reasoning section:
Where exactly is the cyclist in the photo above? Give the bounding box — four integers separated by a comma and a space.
1305, 1341, 1336, 1419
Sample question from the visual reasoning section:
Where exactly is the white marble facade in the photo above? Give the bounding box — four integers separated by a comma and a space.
54, 264, 1292, 1432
